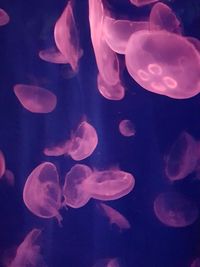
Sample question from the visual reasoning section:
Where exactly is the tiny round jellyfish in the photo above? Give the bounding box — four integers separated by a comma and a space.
13, 84, 57, 113
23, 162, 63, 224
125, 30, 200, 99
153, 192, 199, 227
0, 8, 9, 26
62, 164, 92, 208
119, 120, 135, 137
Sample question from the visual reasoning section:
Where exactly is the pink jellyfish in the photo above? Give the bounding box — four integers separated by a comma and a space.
129, 0, 158, 7
187, 37, 200, 54
125, 30, 200, 99
84, 168, 135, 201
98, 203, 131, 231
8, 229, 47, 267
54, 1, 83, 71
119, 119, 135, 137
62, 164, 92, 208
13, 84, 57, 113
23, 162, 63, 224
103, 16, 149, 54
191, 258, 200, 267
4, 169, 15, 186
89, 0, 120, 86
153, 192, 199, 227
97, 73, 125, 100
0, 8, 9, 26
149, 2, 182, 34
39, 48, 69, 64
165, 132, 199, 181
0, 150, 5, 179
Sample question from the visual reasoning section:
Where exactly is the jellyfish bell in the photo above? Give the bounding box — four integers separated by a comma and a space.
62, 164, 92, 208
119, 119, 135, 137
153, 192, 199, 227
125, 30, 200, 99
0, 8, 9, 26
165, 131, 199, 181
97, 73, 125, 100
23, 162, 63, 225
13, 84, 57, 113
130, 0, 158, 7
149, 2, 182, 34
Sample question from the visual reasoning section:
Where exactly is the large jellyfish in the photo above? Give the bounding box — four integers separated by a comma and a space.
13, 84, 57, 113
0, 8, 9, 26
153, 192, 199, 227
23, 162, 63, 224
125, 30, 200, 99
8, 229, 47, 267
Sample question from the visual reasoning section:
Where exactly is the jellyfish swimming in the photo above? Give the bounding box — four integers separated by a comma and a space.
23, 162, 63, 224
119, 119, 135, 137
13, 84, 57, 113
0, 8, 9, 26
153, 192, 199, 227
39, 48, 69, 64
125, 30, 200, 99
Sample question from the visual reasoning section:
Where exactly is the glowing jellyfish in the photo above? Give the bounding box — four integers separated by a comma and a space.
62, 164, 92, 208
54, 1, 83, 71
153, 192, 199, 227
129, 0, 158, 7
165, 132, 199, 181
0, 8, 9, 26
84, 168, 135, 201
125, 30, 200, 99
99, 203, 131, 231
89, 0, 120, 85
0, 150, 5, 179
39, 48, 69, 64
103, 16, 149, 54
97, 73, 125, 100
23, 162, 63, 224
13, 84, 57, 113
8, 229, 47, 267
119, 119, 135, 137
4, 169, 15, 186
149, 2, 181, 34
191, 258, 200, 267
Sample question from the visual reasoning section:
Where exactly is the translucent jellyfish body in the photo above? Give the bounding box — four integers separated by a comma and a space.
84, 169, 135, 201
129, 0, 158, 7
165, 132, 200, 181
23, 162, 62, 224
0, 8, 9, 26
62, 164, 92, 208
125, 30, 200, 99
119, 120, 135, 137
153, 192, 199, 227
13, 84, 57, 113
8, 229, 47, 267
39, 48, 69, 64
54, 1, 82, 71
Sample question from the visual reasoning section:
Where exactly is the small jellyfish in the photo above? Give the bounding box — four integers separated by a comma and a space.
125, 30, 200, 99
119, 119, 135, 137
39, 48, 69, 64
4, 169, 15, 186
103, 16, 149, 54
99, 203, 131, 231
153, 192, 199, 227
84, 168, 135, 201
23, 162, 63, 224
0, 8, 9, 26
165, 131, 199, 181
8, 229, 47, 267
62, 164, 92, 208
13, 84, 57, 113
191, 258, 200, 267
130, 0, 158, 7
0, 150, 5, 179
97, 73, 125, 100
149, 2, 182, 34
54, 1, 83, 71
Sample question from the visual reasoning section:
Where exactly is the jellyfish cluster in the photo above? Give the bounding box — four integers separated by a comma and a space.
0, 0, 200, 266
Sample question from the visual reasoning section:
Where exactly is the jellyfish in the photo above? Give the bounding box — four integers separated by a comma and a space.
187, 37, 200, 54
62, 164, 92, 208
129, 0, 158, 7
4, 169, 15, 186
84, 168, 135, 201
39, 48, 69, 64
0, 8, 9, 26
8, 229, 47, 267
149, 2, 182, 34
98, 203, 131, 231
119, 120, 135, 137
13, 84, 57, 113
191, 258, 200, 267
54, 0, 83, 71
0, 150, 5, 179
97, 73, 125, 100
153, 192, 199, 227
103, 16, 149, 54
165, 131, 199, 181
125, 30, 200, 99
23, 162, 63, 224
